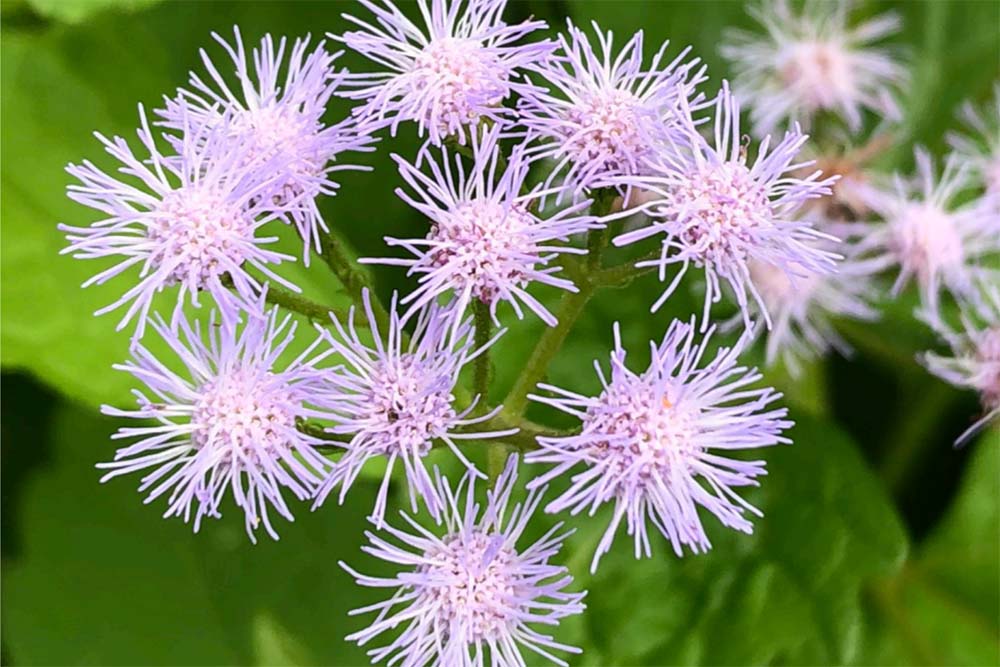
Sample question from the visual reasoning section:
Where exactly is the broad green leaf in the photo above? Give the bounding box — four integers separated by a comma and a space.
1, 398, 382, 666
860, 428, 1000, 666
566, 414, 908, 666
26, 0, 161, 24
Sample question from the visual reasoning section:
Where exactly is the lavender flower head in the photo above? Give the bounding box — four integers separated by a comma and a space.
921, 288, 1000, 445
312, 289, 516, 526
611, 84, 839, 329
720, 0, 905, 135
60, 105, 299, 339
98, 300, 334, 541
334, 0, 555, 144
517, 20, 707, 198
157, 28, 377, 258
742, 236, 890, 376
341, 455, 585, 667
947, 84, 1000, 194
366, 125, 598, 327
862, 147, 1000, 315
527, 320, 792, 572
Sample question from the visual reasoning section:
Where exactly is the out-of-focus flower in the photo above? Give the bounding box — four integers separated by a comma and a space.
334, 0, 554, 145
948, 83, 1000, 194
720, 0, 905, 135
743, 237, 890, 376
366, 125, 598, 327
526, 320, 791, 572
157, 28, 377, 259
518, 20, 707, 199
862, 147, 1000, 315
611, 84, 838, 329
98, 301, 334, 541
921, 288, 1000, 445
341, 455, 585, 667
312, 289, 516, 526
60, 106, 299, 339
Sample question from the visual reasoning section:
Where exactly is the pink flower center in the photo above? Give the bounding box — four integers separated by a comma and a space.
418, 530, 520, 641
668, 162, 771, 265
148, 188, 253, 286
192, 369, 297, 464
562, 89, 648, 172
889, 202, 965, 282
428, 199, 537, 302
411, 37, 508, 131
362, 355, 456, 452
779, 40, 854, 110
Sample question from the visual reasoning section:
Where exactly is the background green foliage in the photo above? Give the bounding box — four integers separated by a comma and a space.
1, 1, 998, 665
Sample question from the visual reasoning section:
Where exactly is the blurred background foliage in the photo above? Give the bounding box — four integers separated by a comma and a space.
1, 0, 998, 665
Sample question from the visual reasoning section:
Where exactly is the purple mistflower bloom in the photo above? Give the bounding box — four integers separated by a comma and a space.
947, 83, 1000, 194
517, 20, 707, 199
60, 105, 300, 339
366, 125, 598, 327
312, 289, 517, 527
157, 27, 377, 260
333, 0, 555, 145
98, 299, 335, 541
610, 84, 839, 329
526, 320, 792, 572
719, 0, 905, 135
921, 288, 1000, 446
341, 455, 586, 667
739, 236, 890, 376
862, 147, 1000, 315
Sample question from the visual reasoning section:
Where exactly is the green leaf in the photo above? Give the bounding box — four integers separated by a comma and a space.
568, 413, 908, 666
26, 0, 161, 24
2, 398, 382, 666
861, 428, 1000, 666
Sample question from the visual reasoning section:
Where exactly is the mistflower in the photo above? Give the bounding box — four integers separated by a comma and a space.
366, 125, 597, 327
517, 20, 707, 197
611, 84, 839, 329
720, 0, 905, 134
948, 84, 1000, 194
60, 105, 299, 339
742, 237, 890, 376
921, 288, 1000, 445
98, 301, 334, 541
863, 147, 1000, 315
157, 27, 377, 258
526, 320, 792, 572
334, 0, 555, 144
312, 289, 516, 526
341, 455, 586, 667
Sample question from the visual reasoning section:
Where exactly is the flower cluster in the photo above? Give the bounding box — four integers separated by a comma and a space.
60, 0, 999, 664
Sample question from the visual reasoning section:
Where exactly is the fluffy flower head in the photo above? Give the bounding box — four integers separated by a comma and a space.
60, 106, 300, 338
948, 84, 1000, 194
518, 20, 707, 196
367, 125, 598, 327
341, 456, 585, 667
313, 290, 515, 526
612, 84, 838, 329
157, 28, 376, 257
527, 320, 792, 571
864, 148, 1000, 314
720, 0, 905, 134
98, 302, 333, 541
335, 0, 554, 144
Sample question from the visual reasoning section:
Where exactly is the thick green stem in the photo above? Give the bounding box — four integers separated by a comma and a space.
473, 300, 493, 405
502, 286, 593, 419
223, 275, 351, 325
319, 231, 390, 332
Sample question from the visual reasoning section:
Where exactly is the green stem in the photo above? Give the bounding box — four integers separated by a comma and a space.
473, 300, 492, 406
502, 286, 593, 419
319, 231, 390, 332
222, 275, 351, 325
